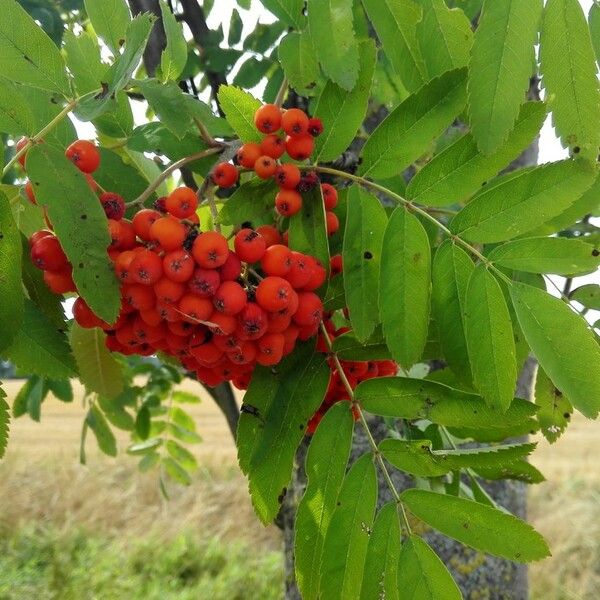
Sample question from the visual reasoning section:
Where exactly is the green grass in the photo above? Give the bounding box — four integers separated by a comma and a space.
0, 525, 283, 600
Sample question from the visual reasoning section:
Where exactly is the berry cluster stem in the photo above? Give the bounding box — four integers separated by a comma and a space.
127, 147, 223, 208
2, 98, 79, 177
318, 322, 413, 535
307, 165, 512, 285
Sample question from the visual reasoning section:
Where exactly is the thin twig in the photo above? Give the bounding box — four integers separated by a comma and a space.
274, 76, 289, 108
127, 147, 222, 208
193, 117, 222, 148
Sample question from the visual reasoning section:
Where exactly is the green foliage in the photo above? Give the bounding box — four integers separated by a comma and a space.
510, 282, 600, 419
260, 0, 305, 28
450, 161, 596, 243
295, 402, 354, 600
278, 32, 319, 92
534, 367, 573, 444
218, 86, 262, 142
237, 343, 330, 523
380, 207, 431, 367
332, 329, 392, 361
308, 0, 359, 91
70, 324, 124, 400
359, 502, 401, 600
361, 0, 426, 92
26, 144, 120, 322
355, 376, 537, 432
0, 384, 9, 459
2, 299, 76, 380
138, 79, 192, 139
219, 179, 278, 226
0, 79, 35, 136
0, 190, 23, 353
467, 0, 543, 154
319, 454, 377, 600
569, 283, 600, 309
84, 0, 131, 56
464, 266, 517, 411
540, 0, 600, 162
343, 187, 387, 341
488, 237, 600, 275
359, 68, 467, 178
397, 535, 462, 599
159, 0, 187, 82
406, 101, 547, 206
0, 0, 70, 95
380, 438, 536, 478
401, 489, 551, 562
86, 404, 118, 457
314, 39, 376, 163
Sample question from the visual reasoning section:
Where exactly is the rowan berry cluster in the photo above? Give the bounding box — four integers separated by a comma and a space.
209, 104, 340, 234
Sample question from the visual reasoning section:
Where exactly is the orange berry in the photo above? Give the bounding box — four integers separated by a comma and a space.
254, 104, 282, 134
275, 189, 302, 217
286, 134, 314, 161
192, 231, 229, 269
281, 108, 309, 137
166, 187, 198, 219
211, 162, 239, 187
260, 134, 286, 159
237, 143, 262, 169
149, 216, 187, 251
254, 156, 277, 179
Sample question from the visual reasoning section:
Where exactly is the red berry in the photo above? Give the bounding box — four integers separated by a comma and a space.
28, 230, 52, 247
275, 189, 302, 217
256, 276, 294, 312
256, 332, 284, 366
16, 136, 30, 168
261, 244, 292, 277
65, 140, 100, 173
178, 294, 213, 323
166, 187, 198, 219
321, 184, 338, 210
303, 256, 326, 291
330, 254, 343, 276
24, 181, 36, 204
293, 292, 323, 327
100, 192, 125, 220
133, 208, 161, 241
163, 249, 195, 283
285, 252, 312, 289
256, 225, 281, 248
149, 216, 187, 251
192, 231, 229, 269
154, 277, 185, 304
188, 267, 221, 297
237, 143, 262, 169
326, 211, 339, 236
212, 162, 239, 188
275, 164, 302, 190
281, 108, 309, 137
254, 104, 282, 134
31, 235, 68, 271
73, 297, 104, 329
254, 156, 277, 179
219, 251, 242, 281
234, 228, 266, 263
308, 118, 324, 137
213, 281, 248, 315
286, 135, 314, 161
43, 268, 75, 294
122, 284, 156, 311
237, 303, 268, 340
260, 134, 286, 159
130, 249, 163, 285
114, 250, 137, 282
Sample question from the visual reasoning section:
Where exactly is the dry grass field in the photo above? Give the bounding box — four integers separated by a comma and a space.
0, 378, 598, 599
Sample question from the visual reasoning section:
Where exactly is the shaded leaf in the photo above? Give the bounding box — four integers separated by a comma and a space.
84, 0, 131, 55
138, 79, 192, 139
278, 32, 319, 91
159, 0, 187, 81
86, 404, 118, 457
217, 86, 262, 142
569, 284, 600, 309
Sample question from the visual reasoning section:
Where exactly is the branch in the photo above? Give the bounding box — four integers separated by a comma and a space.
127, 0, 166, 77
203, 382, 239, 439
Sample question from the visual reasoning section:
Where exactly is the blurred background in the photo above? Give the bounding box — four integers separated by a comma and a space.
0, 1, 599, 599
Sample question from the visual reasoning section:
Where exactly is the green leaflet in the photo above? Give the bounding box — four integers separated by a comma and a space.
590, 3, 600, 66
0, 78, 35, 135
464, 266, 517, 411
431, 241, 474, 385
217, 86, 262, 142
308, 0, 359, 91
332, 328, 392, 361
449, 161, 596, 243
510, 282, 600, 419
314, 39, 376, 163
288, 186, 330, 292
237, 342, 329, 524
380, 207, 431, 367
0, 0, 70, 95
488, 237, 600, 275
26, 144, 121, 323
0, 384, 8, 459
260, 0, 305, 28
86, 404, 117, 457
219, 179, 278, 227
416, 0, 473, 78
70, 325, 124, 400
401, 489, 550, 562
361, 0, 426, 92
467, 0, 543, 154
406, 101, 547, 206
540, 0, 600, 162
295, 403, 354, 600
2, 299, 76, 380
159, 0, 187, 82
380, 438, 536, 478
343, 186, 387, 342
534, 366, 573, 443
569, 284, 600, 310
84, 0, 131, 55
355, 376, 537, 431
0, 190, 24, 354
319, 454, 377, 600
278, 32, 319, 92
138, 79, 192, 139
63, 30, 105, 95
397, 535, 462, 600
359, 68, 468, 179
359, 503, 401, 600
